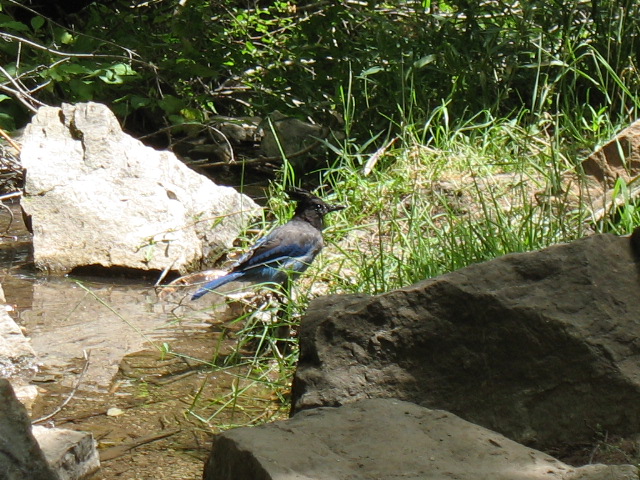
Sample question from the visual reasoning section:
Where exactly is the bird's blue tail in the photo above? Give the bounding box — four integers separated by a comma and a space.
191, 271, 244, 300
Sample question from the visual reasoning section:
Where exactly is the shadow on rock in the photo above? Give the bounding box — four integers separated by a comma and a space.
292, 231, 640, 452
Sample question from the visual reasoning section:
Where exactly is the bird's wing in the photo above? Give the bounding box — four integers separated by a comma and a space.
233, 223, 322, 272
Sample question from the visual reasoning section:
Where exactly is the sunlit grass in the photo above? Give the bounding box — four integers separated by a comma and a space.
184, 41, 640, 428
187, 105, 639, 430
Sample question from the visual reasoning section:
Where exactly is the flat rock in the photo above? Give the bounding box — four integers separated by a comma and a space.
582, 119, 640, 186
33, 426, 100, 480
292, 233, 640, 450
203, 398, 638, 480
0, 307, 38, 381
578, 121, 640, 223
20, 102, 259, 274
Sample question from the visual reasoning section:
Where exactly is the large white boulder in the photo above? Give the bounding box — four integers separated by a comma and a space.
20, 102, 259, 274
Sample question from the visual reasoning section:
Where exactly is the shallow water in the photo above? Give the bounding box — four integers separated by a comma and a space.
0, 199, 233, 390
0, 198, 289, 478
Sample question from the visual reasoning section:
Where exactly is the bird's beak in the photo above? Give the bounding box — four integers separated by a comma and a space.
328, 203, 346, 212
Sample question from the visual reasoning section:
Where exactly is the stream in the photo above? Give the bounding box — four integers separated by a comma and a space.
0, 199, 280, 479
1, 199, 220, 390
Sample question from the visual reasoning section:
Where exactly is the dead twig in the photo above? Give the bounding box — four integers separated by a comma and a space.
0, 32, 140, 62
364, 137, 398, 176
0, 128, 21, 153
154, 260, 176, 287
5, 0, 141, 60
32, 350, 92, 425
0, 201, 15, 234
99, 429, 181, 462
0, 65, 44, 113
197, 134, 327, 169
0, 192, 22, 202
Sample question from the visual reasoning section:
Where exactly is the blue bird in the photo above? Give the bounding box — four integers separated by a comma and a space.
191, 188, 345, 301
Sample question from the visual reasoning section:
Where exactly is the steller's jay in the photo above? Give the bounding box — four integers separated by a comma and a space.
191, 187, 345, 301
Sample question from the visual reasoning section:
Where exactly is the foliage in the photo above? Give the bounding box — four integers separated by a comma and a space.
596, 177, 640, 235
0, 0, 639, 145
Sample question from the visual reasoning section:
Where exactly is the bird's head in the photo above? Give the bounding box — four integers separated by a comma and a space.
287, 187, 345, 229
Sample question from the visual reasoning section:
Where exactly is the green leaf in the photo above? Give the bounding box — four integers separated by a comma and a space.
31, 16, 45, 31
61, 63, 90, 75
158, 95, 184, 114
181, 107, 203, 122
0, 113, 15, 131
128, 95, 153, 109
0, 20, 30, 32
59, 31, 74, 45
361, 66, 384, 77
111, 63, 135, 76
413, 54, 435, 69
168, 114, 186, 125
189, 63, 217, 78
68, 79, 95, 101
98, 70, 123, 84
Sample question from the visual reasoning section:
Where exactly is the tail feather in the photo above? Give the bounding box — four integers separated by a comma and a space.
191, 271, 244, 300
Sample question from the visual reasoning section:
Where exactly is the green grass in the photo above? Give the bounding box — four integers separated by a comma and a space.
183, 36, 640, 430
185, 112, 629, 430
188, 107, 640, 431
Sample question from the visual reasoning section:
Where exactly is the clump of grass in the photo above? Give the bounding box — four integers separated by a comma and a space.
186, 36, 640, 428
594, 177, 640, 235
315, 109, 591, 295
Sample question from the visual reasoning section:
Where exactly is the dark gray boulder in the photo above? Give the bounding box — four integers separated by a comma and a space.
204, 398, 637, 480
0, 379, 59, 480
292, 232, 640, 450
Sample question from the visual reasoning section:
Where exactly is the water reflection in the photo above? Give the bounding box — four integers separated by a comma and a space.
0, 200, 231, 390
18, 278, 217, 389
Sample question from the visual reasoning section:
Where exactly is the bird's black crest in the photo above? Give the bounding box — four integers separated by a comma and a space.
286, 187, 317, 203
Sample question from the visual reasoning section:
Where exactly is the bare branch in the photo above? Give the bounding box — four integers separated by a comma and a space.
0, 66, 47, 112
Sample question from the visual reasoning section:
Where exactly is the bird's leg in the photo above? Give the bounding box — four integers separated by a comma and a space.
272, 278, 295, 356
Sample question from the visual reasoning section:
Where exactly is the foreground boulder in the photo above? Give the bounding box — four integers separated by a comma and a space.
204, 398, 637, 480
0, 379, 59, 480
20, 102, 259, 274
292, 232, 640, 451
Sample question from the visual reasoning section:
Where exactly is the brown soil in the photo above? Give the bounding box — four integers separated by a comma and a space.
30, 322, 289, 480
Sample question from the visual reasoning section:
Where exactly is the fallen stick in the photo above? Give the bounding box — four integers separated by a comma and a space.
99, 429, 181, 462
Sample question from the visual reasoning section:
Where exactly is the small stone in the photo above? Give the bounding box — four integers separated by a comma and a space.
33, 426, 100, 480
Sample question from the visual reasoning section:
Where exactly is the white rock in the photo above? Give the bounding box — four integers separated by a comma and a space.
20, 102, 259, 274
0, 308, 38, 381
